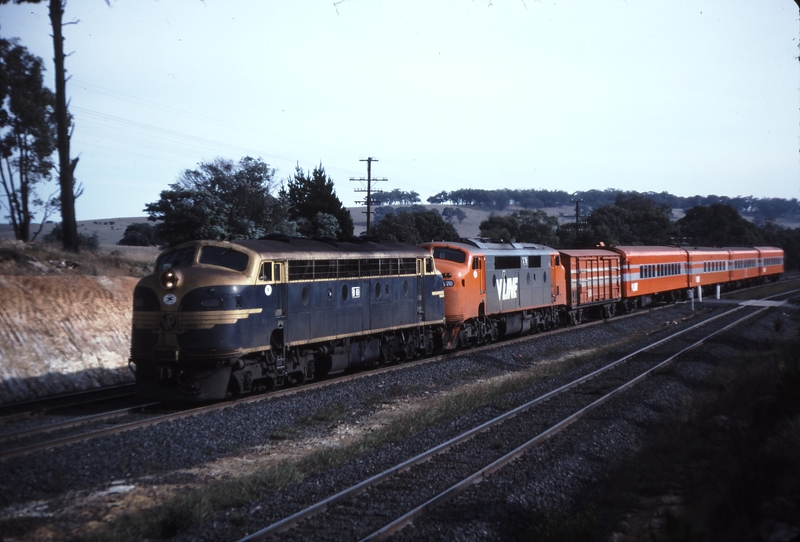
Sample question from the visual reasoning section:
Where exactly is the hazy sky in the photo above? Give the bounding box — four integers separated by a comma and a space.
1, 1, 798, 220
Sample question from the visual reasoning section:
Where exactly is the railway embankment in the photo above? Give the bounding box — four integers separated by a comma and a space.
0, 274, 138, 405
0, 241, 154, 405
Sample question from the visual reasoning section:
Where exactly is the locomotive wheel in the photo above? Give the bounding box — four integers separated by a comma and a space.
288, 370, 305, 386
404, 335, 418, 360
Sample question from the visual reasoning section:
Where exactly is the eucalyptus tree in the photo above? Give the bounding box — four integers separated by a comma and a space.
145, 156, 289, 247
0, 38, 57, 242
0, 0, 100, 251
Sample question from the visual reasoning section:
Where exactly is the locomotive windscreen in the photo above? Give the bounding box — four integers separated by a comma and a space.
434, 248, 466, 263
199, 246, 249, 271
157, 247, 195, 271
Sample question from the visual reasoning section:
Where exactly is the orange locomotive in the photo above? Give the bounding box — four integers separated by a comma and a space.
420, 239, 565, 350
422, 238, 785, 350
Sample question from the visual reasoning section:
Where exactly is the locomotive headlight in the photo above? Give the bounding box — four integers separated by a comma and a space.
160, 269, 179, 290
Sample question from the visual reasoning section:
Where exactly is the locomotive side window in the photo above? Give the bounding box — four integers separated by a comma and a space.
382, 258, 398, 275
288, 260, 315, 281
316, 259, 338, 279
398, 258, 417, 275
425, 257, 434, 274
363, 258, 381, 276
157, 247, 195, 271
340, 259, 360, 278
259, 262, 273, 281
527, 255, 542, 268
285, 258, 420, 281
495, 256, 521, 269
199, 247, 249, 272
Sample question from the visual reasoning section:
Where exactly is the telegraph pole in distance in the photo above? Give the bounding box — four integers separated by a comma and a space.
571, 198, 583, 247
350, 157, 387, 236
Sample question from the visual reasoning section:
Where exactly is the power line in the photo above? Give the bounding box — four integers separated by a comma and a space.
350, 157, 387, 235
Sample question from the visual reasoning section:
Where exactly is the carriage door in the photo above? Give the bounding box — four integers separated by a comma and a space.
551, 254, 560, 303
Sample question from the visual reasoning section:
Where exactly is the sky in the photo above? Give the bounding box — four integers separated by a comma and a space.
1, 0, 799, 221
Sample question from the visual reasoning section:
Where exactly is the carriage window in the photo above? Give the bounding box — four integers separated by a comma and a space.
199, 246, 249, 271
157, 247, 196, 271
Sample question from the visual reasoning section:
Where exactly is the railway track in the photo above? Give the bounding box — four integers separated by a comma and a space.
236, 302, 775, 542
2, 285, 795, 464
0, 383, 137, 421
0, 304, 658, 462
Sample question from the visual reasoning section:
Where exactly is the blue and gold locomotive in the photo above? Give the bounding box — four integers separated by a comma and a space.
130, 236, 445, 401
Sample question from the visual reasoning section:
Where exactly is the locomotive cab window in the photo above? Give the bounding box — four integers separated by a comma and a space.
259, 262, 284, 282
434, 248, 466, 264
199, 247, 249, 272
157, 247, 195, 271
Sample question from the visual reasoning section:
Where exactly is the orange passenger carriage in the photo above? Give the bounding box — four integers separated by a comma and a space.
726, 247, 761, 284
609, 246, 690, 308
755, 246, 785, 279
685, 247, 733, 291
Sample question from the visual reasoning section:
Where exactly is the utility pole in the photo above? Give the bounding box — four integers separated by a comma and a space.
350, 157, 387, 235
571, 198, 583, 247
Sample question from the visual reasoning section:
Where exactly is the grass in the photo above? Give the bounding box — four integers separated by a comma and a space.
0, 239, 154, 277
579, 320, 800, 541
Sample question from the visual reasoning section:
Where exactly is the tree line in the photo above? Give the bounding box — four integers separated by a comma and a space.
3, 30, 797, 267
427, 188, 800, 222
473, 193, 800, 271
